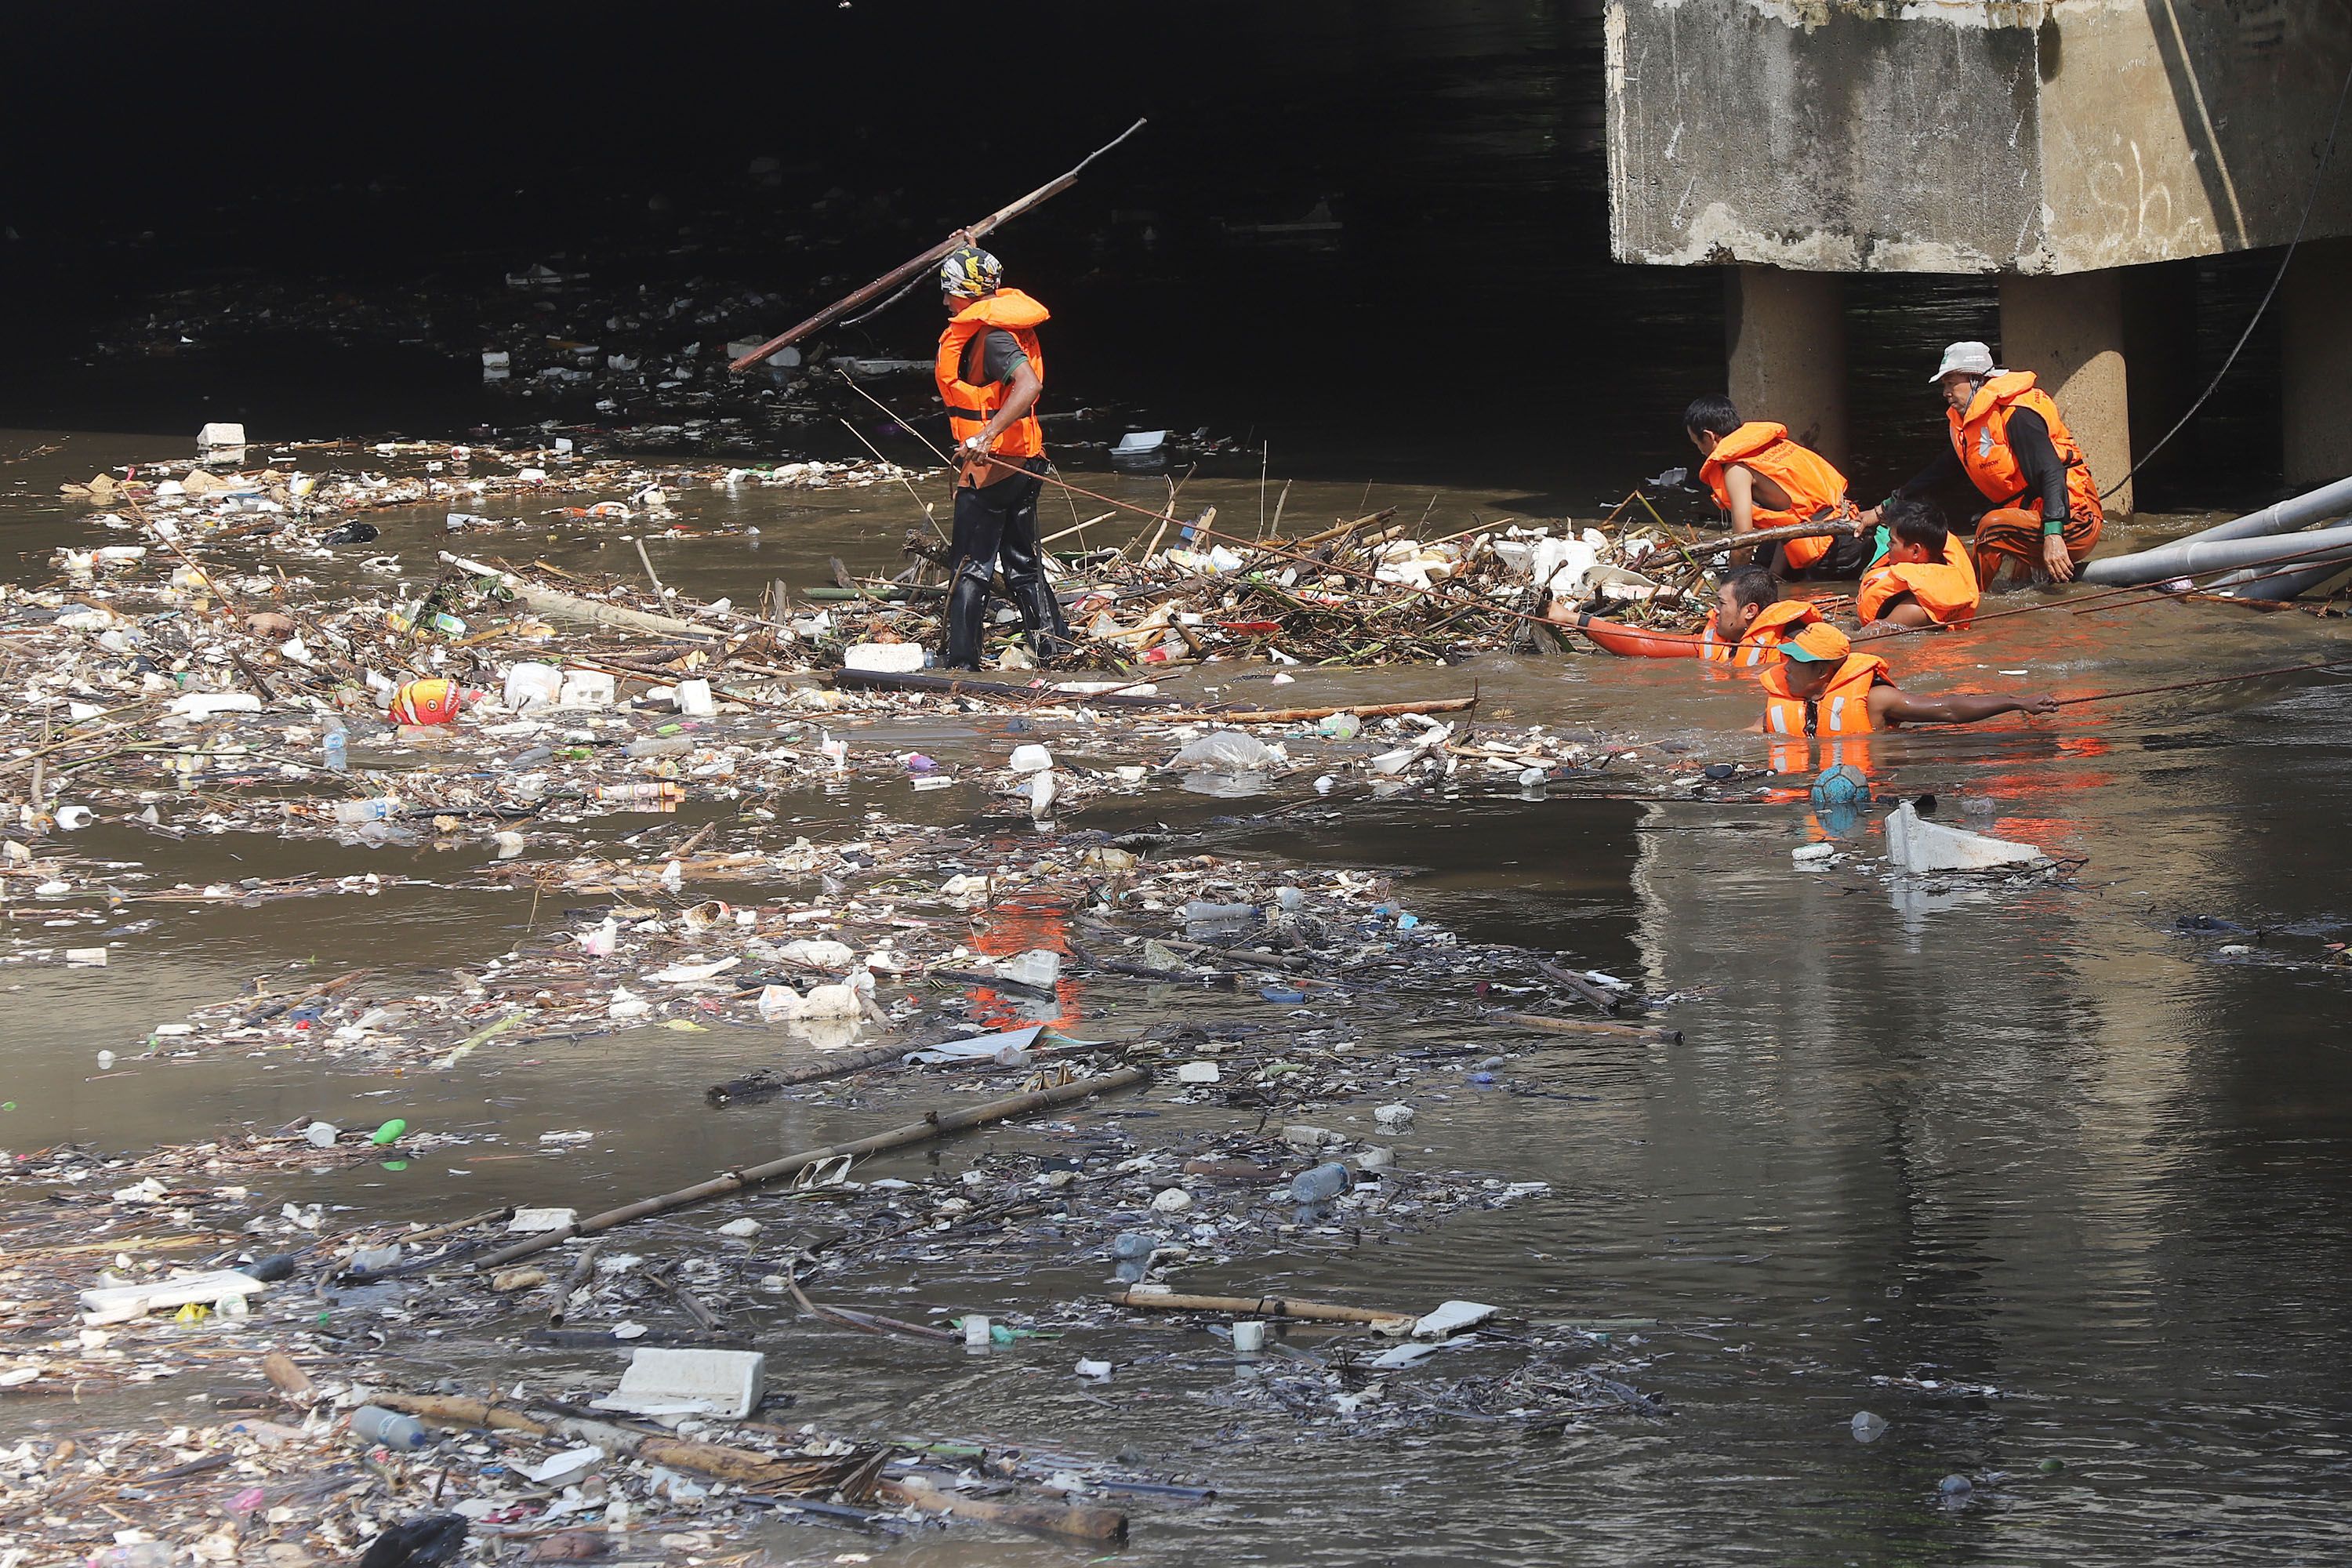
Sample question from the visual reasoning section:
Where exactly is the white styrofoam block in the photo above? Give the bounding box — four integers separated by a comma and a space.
78, 1269, 269, 1325
843, 641, 928, 673
1412, 1300, 1497, 1339
1883, 801, 2048, 873
591, 1346, 767, 1420
197, 423, 248, 448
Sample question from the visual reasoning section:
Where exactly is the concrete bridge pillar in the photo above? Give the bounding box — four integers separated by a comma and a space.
2283, 237, 2352, 487
1724, 265, 1849, 469
1999, 271, 2132, 516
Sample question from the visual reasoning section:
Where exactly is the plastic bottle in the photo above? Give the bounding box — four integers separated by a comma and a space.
321, 720, 347, 773
1290, 1162, 1352, 1204
1003, 949, 1061, 988
86, 1544, 178, 1567
1182, 900, 1256, 925
1317, 711, 1363, 741
595, 782, 682, 803
347, 1406, 434, 1450
332, 797, 397, 824
368, 1118, 406, 1145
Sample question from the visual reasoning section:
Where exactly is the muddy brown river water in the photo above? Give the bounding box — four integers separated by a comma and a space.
5, 423, 2352, 1566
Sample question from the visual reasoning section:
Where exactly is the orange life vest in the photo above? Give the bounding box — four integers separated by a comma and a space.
1699, 422, 1855, 572
1946, 371, 2103, 525
936, 289, 1048, 473
1700, 598, 1820, 666
1760, 653, 1893, 739
1857, 532, 1980, 625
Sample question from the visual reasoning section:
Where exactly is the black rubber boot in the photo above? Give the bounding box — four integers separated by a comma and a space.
1010, 579, 1074, 659
943, 572, 991, 670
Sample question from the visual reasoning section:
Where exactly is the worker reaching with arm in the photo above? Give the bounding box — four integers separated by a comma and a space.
1682, 396, 1871, 579
1759, 621, 2056, 740
935, 241, 1072, 669
1861, 341, 2103, 588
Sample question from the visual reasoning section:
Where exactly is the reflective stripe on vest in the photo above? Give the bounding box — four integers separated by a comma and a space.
1759, 654, 1892, 738
1946, 371, 2103, 524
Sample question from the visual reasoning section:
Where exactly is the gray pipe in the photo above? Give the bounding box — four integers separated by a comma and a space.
2162, 473, 2352, 547
2078, 519, 2352, 586
2206, 560, 2352, 603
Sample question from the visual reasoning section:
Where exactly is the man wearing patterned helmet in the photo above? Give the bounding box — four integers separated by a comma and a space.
934, 238, 1070, 668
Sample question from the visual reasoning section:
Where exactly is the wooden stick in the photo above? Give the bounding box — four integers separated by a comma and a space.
370, 1392, 1128, 1541
1494, 1011, 1682, 1044
967, 454, 1783, 632
1042, 510, 1117, 547
441, 553, 720, 642
474, 1069, 1149, 1269
633, 537, 668, 599
1293, 508, 1397, 550
1105, 1288, 1414, 1327
1534, 956, 1624, 1015
546, 1240, 604, 1327
728, 119, 1148, 370
880, 1476, 1128, 1543
239, 967, 372, 1027
2053, 657, 2352, 707
1213, 696, 1477, 724
834, 415, 950, 544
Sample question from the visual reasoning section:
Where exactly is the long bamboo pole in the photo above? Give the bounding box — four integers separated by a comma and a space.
728, 120, 1148, 372
474, 1068, 1148, 1269
1104, 1288, 1415, 1327
955, 452, 1842, 633
368, 1393, 1129, 1540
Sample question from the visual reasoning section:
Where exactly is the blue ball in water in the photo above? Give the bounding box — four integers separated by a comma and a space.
1809, 764, 1871, 808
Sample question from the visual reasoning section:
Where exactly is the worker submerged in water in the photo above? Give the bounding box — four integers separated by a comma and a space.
1759, 621, 2056, 739
1854, 497, 1980, 633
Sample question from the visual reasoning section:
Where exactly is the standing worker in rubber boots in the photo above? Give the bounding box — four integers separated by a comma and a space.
935, 241, 1073, 669
1865, 341, 2103, 587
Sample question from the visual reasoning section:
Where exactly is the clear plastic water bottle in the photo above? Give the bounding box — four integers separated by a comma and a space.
86, 1545, 178, 1567
347, 1405, 434, 1449
333, 797, 397, 824
1290, 1162, 1352, 1204
321, 720, 347, 773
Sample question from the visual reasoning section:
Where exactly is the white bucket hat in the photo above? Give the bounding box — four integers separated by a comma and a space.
1930, 341, 1997, 382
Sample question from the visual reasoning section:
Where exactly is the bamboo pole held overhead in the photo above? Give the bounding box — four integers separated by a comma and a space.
728, 120, 1148, 372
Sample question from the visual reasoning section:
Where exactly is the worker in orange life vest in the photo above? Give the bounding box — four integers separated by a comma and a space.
1702, 566, 1822, 666
1860, 340, 2103, 587
1683, 395, 1871, 579
935, 241, 1071, 669
1759, 622, 2056, 739
1853, 497, 1979, 635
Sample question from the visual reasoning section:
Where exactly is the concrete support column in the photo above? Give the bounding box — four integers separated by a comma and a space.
2283, 237, 2352, 488
1999, 271, 2132, 516
1724, 265, 1849, 469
